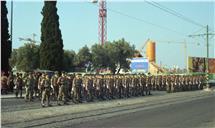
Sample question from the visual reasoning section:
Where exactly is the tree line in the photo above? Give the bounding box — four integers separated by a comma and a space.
9, 38, 136, 74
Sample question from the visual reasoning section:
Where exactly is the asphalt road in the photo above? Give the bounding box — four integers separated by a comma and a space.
69, 95, 215, 128
1, 90, 214, 128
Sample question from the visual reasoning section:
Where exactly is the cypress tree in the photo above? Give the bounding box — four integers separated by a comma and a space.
1, 1, 12, 73
40, 1, 64, 71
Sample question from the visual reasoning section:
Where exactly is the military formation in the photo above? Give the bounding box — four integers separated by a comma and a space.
1, 71, 206, 107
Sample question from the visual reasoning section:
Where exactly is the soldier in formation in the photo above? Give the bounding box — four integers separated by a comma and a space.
41, 74, 52, 107
10, 71, 206, 107
14, 73, 23, 98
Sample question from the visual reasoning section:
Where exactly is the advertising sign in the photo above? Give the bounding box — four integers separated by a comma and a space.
208, 58, 215, 73
188, 57, 207, 73
188, 57, 215, 73
130, 58, 149, 72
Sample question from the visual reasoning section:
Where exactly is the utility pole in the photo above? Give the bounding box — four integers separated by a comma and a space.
188, 25, 215, 87
10, 1, 13, 47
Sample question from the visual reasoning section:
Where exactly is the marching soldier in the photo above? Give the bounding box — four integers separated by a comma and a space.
104, 75, 111, 100
41, 74, 52, 107
125, 75, 131, 97
1, 72, 8, 94
51, 72, 60, 100
161, 75, 166, 91
7, 72, 15, 92
67, 74, 74, 100
166, 75, 171, 93
14, 73, 23, 98
25, 73, 34, 101
33, 72, 39, 98
109, 75, 115, 99
87, 75, 94, 102
140, 75, 145, 96
38, 73, 46, 99
170, 75, 175, 93
145, 76, 152, 95
72, 74, 83, 103
57, 72, 69, 105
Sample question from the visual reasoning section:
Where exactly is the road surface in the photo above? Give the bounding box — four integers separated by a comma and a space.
70, 95, 215, 128
1, 90, 215, 128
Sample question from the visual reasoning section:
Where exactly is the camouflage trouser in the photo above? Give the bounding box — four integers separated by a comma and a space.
145, 85, 151, 95
170, 84, 175, 93
57, 85, 67, 104
118, 86, 123, 98
41, 88, 51, 106
73, 86, 81, 102
86, 88, 94, 102
15, 86, 22, 98
166, 84, 170, 93
125, 86, 130, 97
140, 85, 145, 96
53, 86, 59, 100
25, 87, 33, 101
198, 83, 203, 90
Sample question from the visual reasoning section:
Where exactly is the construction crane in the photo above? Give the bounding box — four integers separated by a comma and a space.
138, 38, 150, 57
92, 0, 107, 46
19, 33, 40, 48
19, 33, 40, 47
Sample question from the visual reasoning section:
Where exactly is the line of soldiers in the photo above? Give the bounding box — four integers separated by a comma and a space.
1, 71, 206, 107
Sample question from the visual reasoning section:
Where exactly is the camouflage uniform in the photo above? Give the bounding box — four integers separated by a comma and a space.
38, 73, 46, 99
7, 73, 15, 92
72, 75, 82, 103
1, 73, 8, 94
14, 73, 23, 98
41, 75, 52, 107
87, 76, 94, 102
33, 73, 39, 98
125, 75, 131, 97
145, 76, 151, 95
140, 75, 145, 96
57, 73, 68, 105
25, 73, 34, 101
51, 72, 59, 100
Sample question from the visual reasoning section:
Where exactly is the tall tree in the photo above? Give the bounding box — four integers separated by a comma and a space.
40, 1, 64, 71
112, 38, 135, 74
1, 1, 12, 73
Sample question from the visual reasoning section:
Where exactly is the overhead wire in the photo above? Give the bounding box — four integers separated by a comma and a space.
145, 0, 205, 28
89, 1, 187, 37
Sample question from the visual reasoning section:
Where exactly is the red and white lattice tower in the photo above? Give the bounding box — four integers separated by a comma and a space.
98, 0, 107, 45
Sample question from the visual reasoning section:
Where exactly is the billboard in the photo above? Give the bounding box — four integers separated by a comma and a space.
208, 58, 215, 73
188, 57, 215, 73
130, 58, 149, 72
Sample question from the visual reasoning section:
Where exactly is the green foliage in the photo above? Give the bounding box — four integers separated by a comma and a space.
9, 43, 40, 72
1, 1, 12, 72
91, 38, 135, 74
40, 1, 64, 71
76, 45, 92, 68
63, 50, 76, 71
